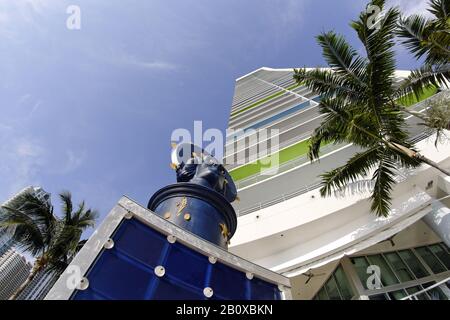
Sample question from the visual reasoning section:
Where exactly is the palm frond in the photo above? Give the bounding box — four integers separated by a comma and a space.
59, 191, 73, 224
397, 14, 431, 61
398, 0, 450, 65
0, 206, 46, 256
316, 31, 368, 90
370, 148, 398, 217
320, 146, 381, 197
428, 0, 450, 22
394, 63, 450, 100
293, 68, 365, 103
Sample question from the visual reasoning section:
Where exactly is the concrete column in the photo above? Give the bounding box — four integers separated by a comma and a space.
437, 175, 450, 194
341, 257, 367, 299
423, 201, 450, 248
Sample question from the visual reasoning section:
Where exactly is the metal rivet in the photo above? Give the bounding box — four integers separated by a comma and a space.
77, 277, 89, 290
124, 211, 133, 219
203, 287, 213, 298
208, 256, 217, 264
167, 235, 176, 244
278, 284, 285, 292
154, 266, 165, 277
163, 212, 171, 219
104, 238, 114, 249
246, 272, 254, 280
184, 213, 191, 221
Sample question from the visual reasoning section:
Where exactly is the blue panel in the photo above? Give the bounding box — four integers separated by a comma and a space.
251, 277, 281, 300
114, 218, 167, 266
152, 277, 205, 300
210, 262, 248, 300
227, 100, 313, 141
164, 245, 209, 288
72, 218, 282, 300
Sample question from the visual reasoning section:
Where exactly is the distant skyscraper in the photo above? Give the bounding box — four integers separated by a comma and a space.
16, 268, 61, 300
0, 186, 51, 258
0, 249, 31, 300
0, 230, 15, 258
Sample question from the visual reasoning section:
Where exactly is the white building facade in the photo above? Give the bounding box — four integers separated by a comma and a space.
0, 186, 51, 258
0, 250, 31, 300
16, 268, 61, 300
225, 67, 450, 300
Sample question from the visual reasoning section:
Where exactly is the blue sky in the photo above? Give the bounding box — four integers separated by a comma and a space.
0, 0, 430, 236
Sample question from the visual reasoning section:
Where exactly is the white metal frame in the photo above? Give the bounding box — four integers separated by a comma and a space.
45, 196, 292, 300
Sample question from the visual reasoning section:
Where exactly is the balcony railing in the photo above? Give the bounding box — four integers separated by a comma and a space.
235, 130, 435, 217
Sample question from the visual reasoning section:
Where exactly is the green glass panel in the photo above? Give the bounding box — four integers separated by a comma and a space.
429, 244, 450, 270
366, 254, 399, 286
384, 252, 415, 282
398, 250, 430, 278
324, 276, 341, 300
351, 257, 370, 289
333, 266, 353, 300
405, 286, 430, 300
388, 289, 408, 300
415, 247, 446, 274
317, 287, 329, 300
423, 282, 448, 300
369, 293, 388, 300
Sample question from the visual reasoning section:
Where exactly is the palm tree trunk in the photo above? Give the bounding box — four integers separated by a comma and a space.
400, 107, 429, 121
389, 142, 450, 176
414, 153, 450, 176
8, 268, 38, 300
323, 103, 450, 177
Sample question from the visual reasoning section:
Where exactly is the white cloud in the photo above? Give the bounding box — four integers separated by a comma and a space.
387, 0, 433, 17
15, 140, 44, 157
0, 136, 47, 195
123, 56, 178, 71
277, 0, 307, 26
0, 0, 60, 39
60, 149, 86, 174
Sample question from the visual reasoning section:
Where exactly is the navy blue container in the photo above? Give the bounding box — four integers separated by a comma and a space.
148, 183, 237, 249
72, 217, 281, 300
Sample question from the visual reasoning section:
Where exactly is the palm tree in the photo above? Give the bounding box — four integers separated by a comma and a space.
293, 0, 450, 217
0, 191, 97, 299
397, 0, 449, 66
418, 91, 450, 146
397, 0, 450, 144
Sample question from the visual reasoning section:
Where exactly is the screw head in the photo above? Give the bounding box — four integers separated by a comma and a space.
163, 212, 171, 219
103, 238, 114, 249
203, 287, 213, 298
246, 272, 254, 280
77, 277, 89, 290
184, 213, 191, 221
167, 235, 176, 244
124, 211, 133, 219
154, 266, 166, 277
208, 256, 217, 264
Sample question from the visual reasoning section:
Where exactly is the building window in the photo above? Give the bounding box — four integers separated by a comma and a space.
397, 249, 430, 279
415, 246, 447, 274
313, 242, 450, 300
313, 265, 354, 300
354, 243, 450, 300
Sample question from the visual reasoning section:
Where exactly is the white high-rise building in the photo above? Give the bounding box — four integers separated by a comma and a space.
0, 186, 51, 258
0, 250, 32, 300
225, 67, 450, 300
16, 268, 61, 300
